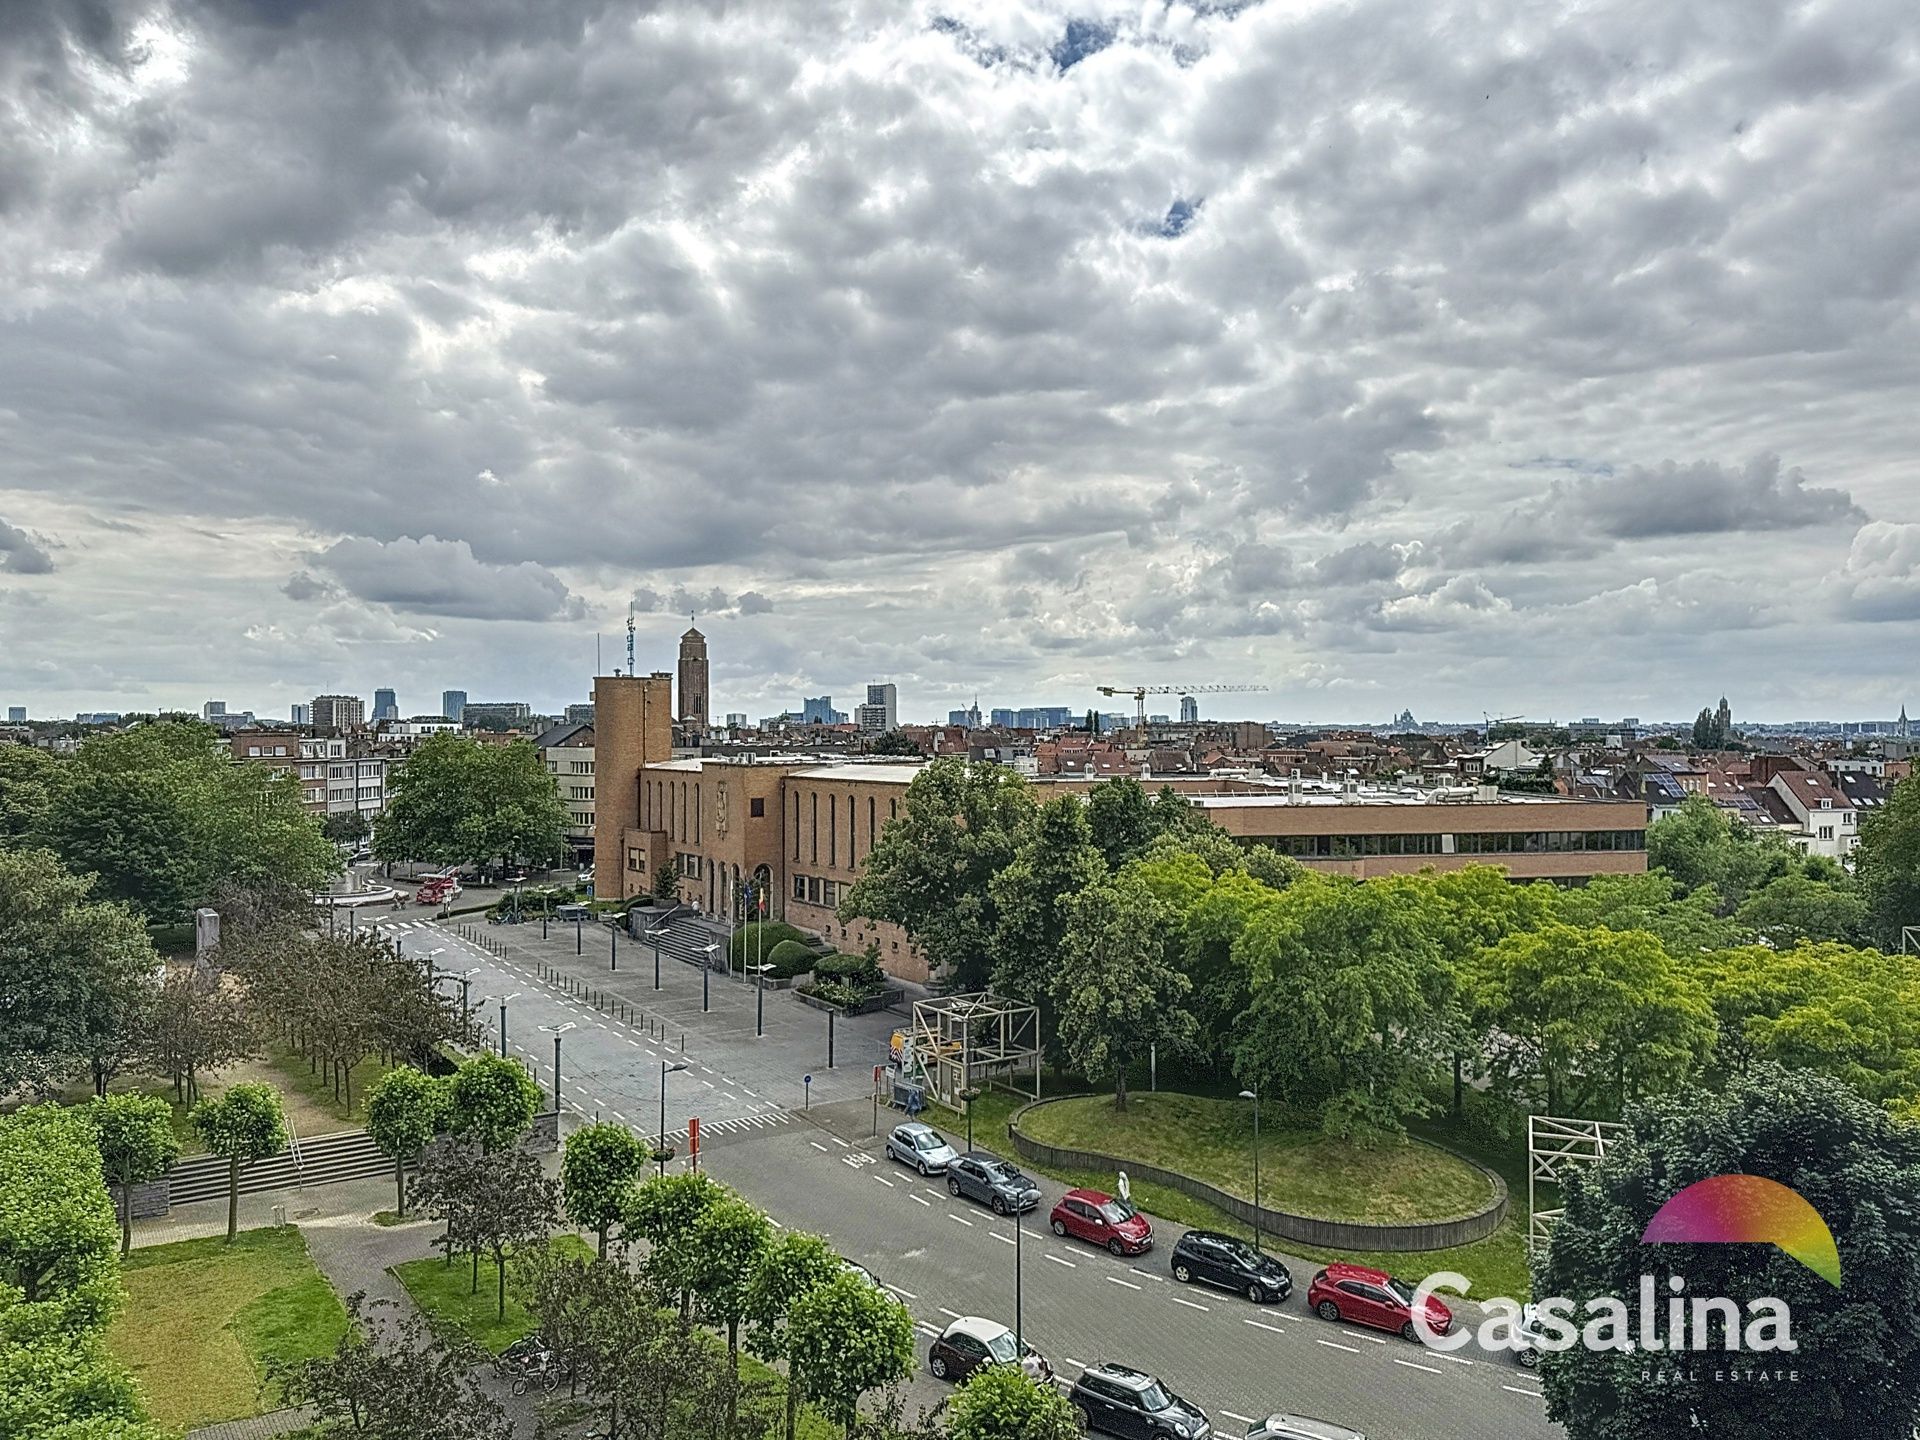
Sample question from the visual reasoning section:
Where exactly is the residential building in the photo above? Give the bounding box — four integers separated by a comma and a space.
227, 729, 300, 776
1768, 768, 1859, 859
289, 703, 311, 726
1179, 694, 1199, 724
311, 694, 365, 733
202, 700, 227, 721
384, 716, 459, 739
75, 712, 122, 725
372, 688, 398, 722
442, 690, 468, 724
858, 683, 898, 735
565, 702, 595, 726
537, 721, 597, 862
461, 700, 533, 729
677, 626, 709, 729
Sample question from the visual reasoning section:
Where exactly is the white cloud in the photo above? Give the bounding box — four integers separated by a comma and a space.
312, 535, 587, 622
1836, 521, 1920, 622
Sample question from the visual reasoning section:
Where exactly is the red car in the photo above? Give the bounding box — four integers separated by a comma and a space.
1048, 1188, 1153, 1256
1307, 1263, 1451, 1342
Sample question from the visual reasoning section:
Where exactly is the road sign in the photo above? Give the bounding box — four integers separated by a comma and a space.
689, 1116, 700, 1158
873, 1064, 884, 1086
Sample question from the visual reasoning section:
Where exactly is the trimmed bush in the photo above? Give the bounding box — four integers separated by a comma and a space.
815, 950, 883, 986
763, 939, 820, 979
728, 920, 810, 972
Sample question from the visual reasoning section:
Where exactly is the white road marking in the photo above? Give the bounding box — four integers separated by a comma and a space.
1394, 1358, 1442, 1375
809, 1142, 829, 1153
1502, 1386, 1542, 1399
1044, 1254, 1076, 1268
1170, 1296, 1209, 1311
948, 1213, 974, 1227
1342, 1330, 1389, 1345
702, 1080, 716, 1089
1129, 1267, 1165, 1283
885, 1283, 918, 1299
1244, 1319, 1286, 1335
911, 1195, 931, 1207
1259, 1309, 1290, 1321
1219, 1413, 1255, 1426
742, 1088, 759, 1098
990, 1233, 1014, 1247
1059, 1357, 1085, 1371
1105, 1276, 1141, 1290
915, 1323, 940, 1337
939, 1307, 964, 1319
832, 1137, 851, 1148
1437, 1354, 1474, 1367
872, 1176, 896, 1189
1316, 1339, 1359, 1354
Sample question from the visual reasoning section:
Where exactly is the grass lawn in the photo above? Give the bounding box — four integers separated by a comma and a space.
107, 1227, 349, 1430
929, 1087, 1534, 1301
258, 1037, 393, 1135
1015, 1092, 1494, 1224
392, 1235, 596, 1353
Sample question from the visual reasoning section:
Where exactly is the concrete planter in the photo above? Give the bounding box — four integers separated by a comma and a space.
1006, 1095, 1508, 1253
793, 986, 904, 1017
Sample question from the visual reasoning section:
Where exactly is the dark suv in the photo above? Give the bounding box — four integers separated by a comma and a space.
1169, 1230, 1292, 1304
946, 1152, 1041, 1214
1068, 1362, 1210, 1440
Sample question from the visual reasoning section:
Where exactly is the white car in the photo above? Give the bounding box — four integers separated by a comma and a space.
886, 1122, 959, 1175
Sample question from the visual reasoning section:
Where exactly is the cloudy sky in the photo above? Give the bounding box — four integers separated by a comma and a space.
2, 0, 1916, 726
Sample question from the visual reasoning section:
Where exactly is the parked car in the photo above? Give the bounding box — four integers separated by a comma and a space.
1169, 1230, 1290, 1303
1305, 1263, 1452, 1341
1511, 1304, 1545, 1369
887, 1122, 959, 1175
1050, 1188, 1153, 1256
926, 1316, 1052, 1383
1244, 1416, 1365, 1440
842, 1258, 884, 1291
946, 1152, 1042, 1214
1067, 1361, 1210, 1440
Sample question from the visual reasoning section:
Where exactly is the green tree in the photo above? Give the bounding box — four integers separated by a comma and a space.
373, 734, 568, 871
0, 1105, 122, 1329
1233, 874, 1460, 1140
0, 849, 161, 1096
140, 961, 255, 1104
866, 730, 924, 757
1645, 794, 1795, 909
988, 795, 1105, 1009
841, 757, 1036, 990
786, 1270, 916, 1438
746, 1230, 844, 1440
562, 1121, 651, 1257
0, 744, 59, 846
950, 1364, 1081, 1440
188, 1082, 287, 1241
1858, 771, 1920, 952
1537, 1064, 1920, 1438
445, 1053, 540, 1153
365, 1066, 448, 1217
471, 1148, 561, 1320
86, 1093, 179, 1256
625, 1170, 720, 1312
1473, 924, 1715, 1115
684, 1191, 774, 1432
1053, 874, 1197, 1113
1734, 870, 1867, 946
321, 811, 370, 845
1082, 778, 1212, 871
1553, 869, 1744, 954
33, 719, 337, 922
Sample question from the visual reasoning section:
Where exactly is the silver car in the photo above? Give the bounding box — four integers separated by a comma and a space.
1245, 1417, 1364, 1440
886, 1122, 959, 1175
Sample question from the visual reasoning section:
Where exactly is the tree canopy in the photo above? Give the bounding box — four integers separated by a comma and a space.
1857, 770, 1920, 953
373, 733, 569, 871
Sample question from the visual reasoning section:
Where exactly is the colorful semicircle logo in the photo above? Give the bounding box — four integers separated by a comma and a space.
1640, 1174, 1842, 1287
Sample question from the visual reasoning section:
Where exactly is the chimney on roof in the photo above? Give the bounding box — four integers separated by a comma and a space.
1477, 782, 1499, 803
1288, 768, 1301, 804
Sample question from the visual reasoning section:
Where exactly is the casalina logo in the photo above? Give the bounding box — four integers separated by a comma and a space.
1411, 1175, 1835, 1358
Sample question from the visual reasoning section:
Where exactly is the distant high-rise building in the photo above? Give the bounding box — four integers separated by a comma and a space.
725, 712, 748, 729
565, 702, 595, 726
75, 712, 122, 726
311, 694, 365, 733
372, 688, 398, 722
202, 700, 227, 721
677, 626, 709, 727
6, 706, 24, 724
1178, 694, 1199, 724
948, 710, 971, 727
802, 696, 842, 725
441, 690, 468, 723
462, 701, 533, 729
990, 708, 1016, 728
290, 703, 311, 726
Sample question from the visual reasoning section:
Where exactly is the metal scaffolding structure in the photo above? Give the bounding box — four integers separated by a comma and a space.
1527, 1114, 1628, 1255
903, 992, 1042, 1109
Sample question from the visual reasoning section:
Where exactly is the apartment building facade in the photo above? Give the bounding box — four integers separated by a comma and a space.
537, 721, 597, 863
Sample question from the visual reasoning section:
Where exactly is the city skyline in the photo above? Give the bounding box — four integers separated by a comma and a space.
2, 3, 1917, 723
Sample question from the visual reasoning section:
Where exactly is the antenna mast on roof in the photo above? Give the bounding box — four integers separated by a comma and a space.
626, 602, 636, 677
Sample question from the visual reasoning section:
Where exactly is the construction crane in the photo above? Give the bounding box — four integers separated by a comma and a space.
1096, 682, 1268, 729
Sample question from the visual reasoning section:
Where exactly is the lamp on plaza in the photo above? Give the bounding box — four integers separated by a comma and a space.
1238, 1087, 1262, 1253
701, 943, 721, 1013
658, 1060, 690, 1176
650, 917, 664, 992
959, 1087, 982, 1153
497, 992, 522, 1058
539, 1021, 576, 1115
750, 963, 774, 1038
433, 964, 484, 1042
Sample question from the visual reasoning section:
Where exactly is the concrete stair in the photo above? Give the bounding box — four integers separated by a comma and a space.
167, 1127, 392, 1207
643, 919, 730, 971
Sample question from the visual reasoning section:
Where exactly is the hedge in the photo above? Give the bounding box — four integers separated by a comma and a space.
728, 921, 810, 972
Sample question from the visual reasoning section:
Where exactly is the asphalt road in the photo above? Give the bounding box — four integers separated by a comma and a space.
377, 913, 1560, 1440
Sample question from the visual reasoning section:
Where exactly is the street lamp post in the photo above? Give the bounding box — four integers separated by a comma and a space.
658, 1060, 689, 1176
495, 993, 521, 1058
701, 943, 720, 1012
652, 921, 663, 991
1239, 1087, 1262, 1252
575, 914, 584, 955
610, 920, 618, 971
540, 1022, 575, 1116
960, 1087, 982, 1153
751, 963, 773, 1037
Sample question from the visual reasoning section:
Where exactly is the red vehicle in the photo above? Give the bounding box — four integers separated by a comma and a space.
414, 874, 461, 906
1048, 1188, 1153, 1256
1306, 1263, 1451, 1342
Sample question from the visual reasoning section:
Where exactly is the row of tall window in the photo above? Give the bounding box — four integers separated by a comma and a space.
1254, 829, 1649, 859
790, 789, 898, 868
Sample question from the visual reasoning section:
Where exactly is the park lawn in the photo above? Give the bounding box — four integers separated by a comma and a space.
392, 1235, 595, 1353
931, 1088, 1533, 1301
1016, 1092, 1494, 1224
108, 1227, 349, 1430
259, 1038, 394, 1135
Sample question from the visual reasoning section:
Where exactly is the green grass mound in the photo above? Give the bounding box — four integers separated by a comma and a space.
1018, 1092, 1494, 1225
108, 1227, 349, 1430
392, 1235, 594, 1354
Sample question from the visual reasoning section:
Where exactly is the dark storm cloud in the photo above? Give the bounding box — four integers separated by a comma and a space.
2, 0, 1917, 719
